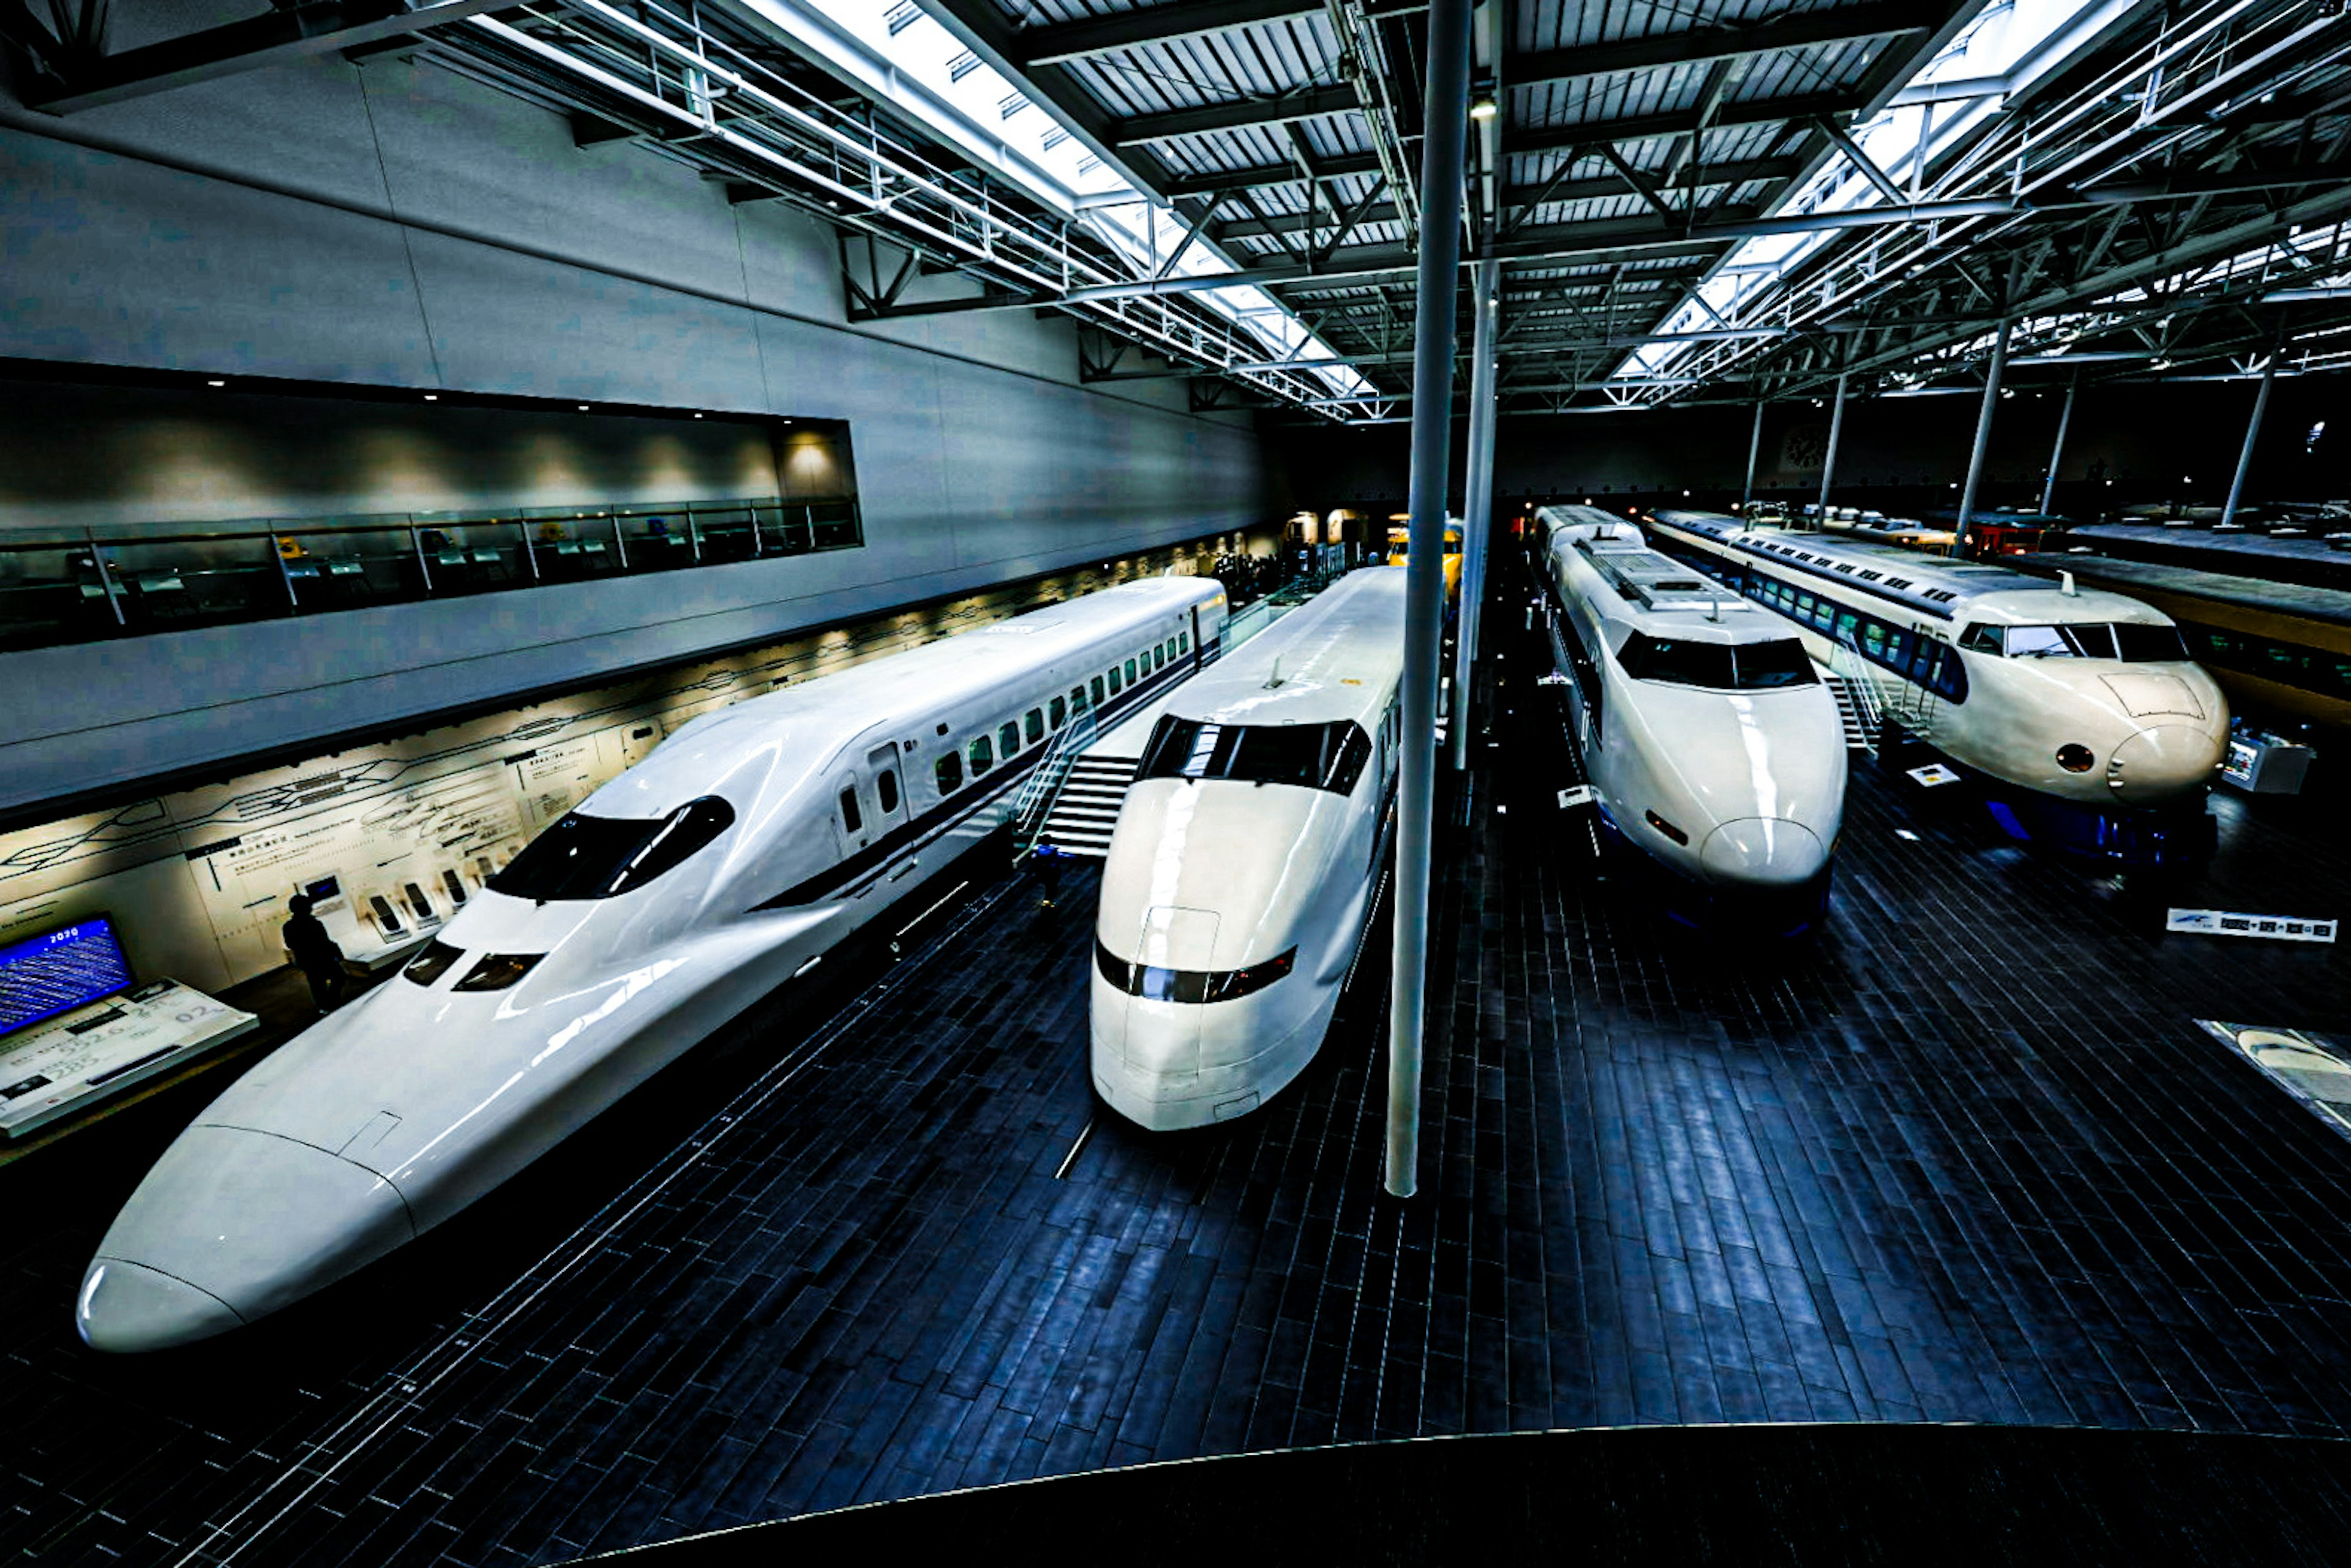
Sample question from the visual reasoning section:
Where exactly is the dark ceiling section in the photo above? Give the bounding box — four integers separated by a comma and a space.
18, 0, 2351, 418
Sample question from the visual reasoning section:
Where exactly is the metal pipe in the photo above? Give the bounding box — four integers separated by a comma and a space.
1451, 257, 1499, 773
2040, 373, 2079, 517
1816, 371, 1848, 523
2220, 353, 2278, 528
1387, 0, 1471, 1202
1742, 400, 1765, 506
1953, 317, 2012, 557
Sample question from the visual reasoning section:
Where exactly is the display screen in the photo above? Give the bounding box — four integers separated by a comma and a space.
0, 916, 135, 1037
305, 876, 342, 900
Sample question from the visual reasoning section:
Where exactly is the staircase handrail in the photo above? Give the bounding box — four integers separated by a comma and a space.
1828, 631, 1884, 748
1011, 707, 1100, 858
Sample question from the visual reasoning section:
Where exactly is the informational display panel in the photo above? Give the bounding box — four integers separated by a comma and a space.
0, 553, 1204, 997
0, 979, 258, 1138
0, 917, 133, 1037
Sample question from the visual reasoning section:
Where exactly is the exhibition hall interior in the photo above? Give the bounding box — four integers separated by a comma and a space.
3, 0, 2350, 1556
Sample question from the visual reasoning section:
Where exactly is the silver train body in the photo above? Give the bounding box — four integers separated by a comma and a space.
1537, 507, 1848, 932
80, 578, 1228, 1352
1092, 569, 1404, 1131
1645, 509, 2229, 861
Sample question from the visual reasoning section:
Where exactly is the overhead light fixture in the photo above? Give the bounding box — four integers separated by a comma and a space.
206, 379, 225, 388
424, 394, 438, 401
578, 403, 590, 411
1469, 98, 1499, 121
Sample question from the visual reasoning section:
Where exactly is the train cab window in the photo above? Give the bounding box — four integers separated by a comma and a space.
999, 720, 1020, 757
1960, 623, 2004, 655
453, 952, 542, 992
877, 770, 899, 814
2113, 624, 2191, 662
489, 797, 736, 901
1125, 658, 1139, 685
1025, 708, 1045, 743
936, 752, 964, 794
969, 734, 994, 775
1108, 666, 1123, 695
1734, 639, 1818, 689
1050, 696, 1067, 729
1139, 715, 1373, 795
402, 939, 463, 987
839, 787, 863, 834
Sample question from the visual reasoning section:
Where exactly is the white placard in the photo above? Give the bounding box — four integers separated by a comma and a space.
1558, 786, 1594, 809
2168, 909, 2338, 943
1907, 763, 1962, 787
1535, 671, 1568, 686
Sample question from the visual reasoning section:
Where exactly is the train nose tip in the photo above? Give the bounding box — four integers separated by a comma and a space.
2107, 724, 2225, 803
78, 1124, 416, 1351
1699, 817, 1827, 887
77, 1259, 244, 1353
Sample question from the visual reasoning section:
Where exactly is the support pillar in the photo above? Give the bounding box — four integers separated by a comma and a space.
1816, 372, 1848, 525
1953, 317, 2012, 558
1451, 257, 1499, 773
2040, 373, 2078, 517
1386, 0, 1471, 1201
2219, 355, 2278, 529
1742, 400, 1765, 507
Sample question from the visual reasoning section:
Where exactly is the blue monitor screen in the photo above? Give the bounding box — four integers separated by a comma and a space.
0, 917, 134, 1037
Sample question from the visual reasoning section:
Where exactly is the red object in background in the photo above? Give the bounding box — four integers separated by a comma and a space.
1968, 521, 2049, 559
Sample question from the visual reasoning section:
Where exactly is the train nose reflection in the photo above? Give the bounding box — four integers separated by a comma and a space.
2107, 724, 2225, 805
1698, 818, 1827, 887
77, 1260, 244, 1354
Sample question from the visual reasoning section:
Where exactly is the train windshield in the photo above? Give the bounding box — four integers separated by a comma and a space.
1139, 716, 1373, 795
489, 796, 736, 901
1980, 623, 2191, 661
1617, 635, 1818, 690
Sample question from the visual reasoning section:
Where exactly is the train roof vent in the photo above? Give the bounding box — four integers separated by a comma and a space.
1834, 563, 1857, 573
1886, 577, 1912, 589
1859, 570, 1882, 580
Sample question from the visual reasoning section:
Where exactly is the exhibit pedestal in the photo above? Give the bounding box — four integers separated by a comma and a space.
0, 980, 260, 1138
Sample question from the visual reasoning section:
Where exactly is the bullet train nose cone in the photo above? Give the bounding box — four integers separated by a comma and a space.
1699, 818, 1827, 888
77, 1259, 244, 1353
81, 1124, 416, 1351
2107, 724, 2226, 804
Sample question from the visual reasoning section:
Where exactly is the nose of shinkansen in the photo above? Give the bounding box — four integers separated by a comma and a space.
78, 1124, 414, 1352
1698, 817, 1830, 887
2106, 722, 2228, 805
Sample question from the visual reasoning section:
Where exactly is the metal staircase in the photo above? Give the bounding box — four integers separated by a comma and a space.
1822, 671, 1873, 752
1032, 753, 1141, 860
1823, 640, 1886, 755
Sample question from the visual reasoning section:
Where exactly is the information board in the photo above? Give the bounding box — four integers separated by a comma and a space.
0, 917, 133, 1037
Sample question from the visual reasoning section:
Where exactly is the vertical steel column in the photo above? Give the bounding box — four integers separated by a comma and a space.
2220, 356, 2278, 529
1953, 317, 2012, 557
1387, 0, 1472, 1201
1742, 399, 1765, 506
2040, 373, 2078, 517
1451, 257, 1499, 773
1816, 372, 1849, 523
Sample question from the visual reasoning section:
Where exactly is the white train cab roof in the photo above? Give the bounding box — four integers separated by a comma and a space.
1548, 517, 1782, 647
1164, 568, 1404, 729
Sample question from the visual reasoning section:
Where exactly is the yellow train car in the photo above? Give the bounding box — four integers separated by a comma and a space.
1385, 517, 1464, 608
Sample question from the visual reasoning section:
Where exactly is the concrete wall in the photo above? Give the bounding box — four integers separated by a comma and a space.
0, 35, 1277, 817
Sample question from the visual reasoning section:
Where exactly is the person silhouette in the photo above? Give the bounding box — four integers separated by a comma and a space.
282, 894, 352, 1013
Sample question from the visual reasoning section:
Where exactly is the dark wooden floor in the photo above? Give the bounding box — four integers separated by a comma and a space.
7, 560, 2351, 1566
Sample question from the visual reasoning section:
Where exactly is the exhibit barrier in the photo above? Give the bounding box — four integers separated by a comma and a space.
0, 493, 864, 653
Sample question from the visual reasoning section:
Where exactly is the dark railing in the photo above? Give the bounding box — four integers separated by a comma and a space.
0, 495, 863, 653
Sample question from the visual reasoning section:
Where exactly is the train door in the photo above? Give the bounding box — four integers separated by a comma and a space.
866, 743, 907, 835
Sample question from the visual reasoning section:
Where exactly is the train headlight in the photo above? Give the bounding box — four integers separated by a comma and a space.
1644, 809, 1690, 846
2056, 743, 2096, 773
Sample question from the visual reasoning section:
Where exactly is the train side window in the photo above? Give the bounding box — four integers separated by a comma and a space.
1071, 683, 1089, 714
1050, 696, 1067, 729
839, 787, 863, 834
1861, 620, 1888, 662
877, 770, 899, 814
1179, 631, 1189, 653
1832, 610, 1861, 647
969, 734, 994, 775
1108, 665, 1123, 694
1164, 639, 1176, 663
1025, 708, 1044, 743
936, 752, 963, 794
999, 720, 1020, 756
1089, 676, 1106, 706
1125, 658, 1139, 684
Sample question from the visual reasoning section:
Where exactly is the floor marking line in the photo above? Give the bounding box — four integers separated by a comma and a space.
1054, 1116, 1096, 1180
896, 880, 972, 939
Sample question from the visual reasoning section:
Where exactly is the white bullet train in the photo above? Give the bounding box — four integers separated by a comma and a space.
1537, 506, 1848, 936
1092, 568, 1404, 1131
1644, 508, 2229, 863
78, 577, 1228, 1352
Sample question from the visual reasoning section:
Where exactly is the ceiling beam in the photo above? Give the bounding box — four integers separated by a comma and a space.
1508, 91, 1865, 156
1019, 0, 1325, 66
1509, 0, 1943, 93
1114, 86, 1362, 145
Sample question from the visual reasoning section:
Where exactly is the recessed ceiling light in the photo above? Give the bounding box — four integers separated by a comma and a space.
578, 403, 590, 411
424, 394, 438, 401
206, 379, 225, 388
